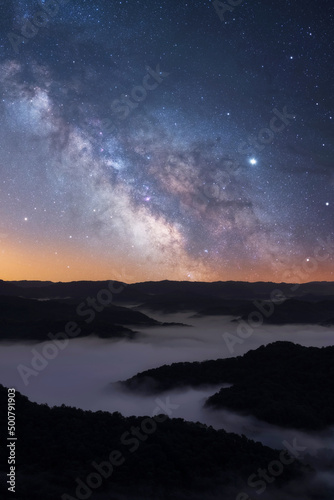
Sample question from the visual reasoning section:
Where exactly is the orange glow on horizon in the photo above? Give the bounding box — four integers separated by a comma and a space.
1, 236, 333, 284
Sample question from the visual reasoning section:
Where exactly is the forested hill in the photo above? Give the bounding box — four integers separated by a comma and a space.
0, 295, 185, 341
121, 342, 334, 430
0, 385, 305, 500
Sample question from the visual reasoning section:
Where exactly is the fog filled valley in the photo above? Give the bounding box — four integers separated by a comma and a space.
1, 280, 334, 499
1, 314, 334, 437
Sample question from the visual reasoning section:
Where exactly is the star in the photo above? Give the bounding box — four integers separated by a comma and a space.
249, 158, 257, 165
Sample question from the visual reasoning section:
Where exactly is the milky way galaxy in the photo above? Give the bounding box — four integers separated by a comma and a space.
0, 0, 333, 282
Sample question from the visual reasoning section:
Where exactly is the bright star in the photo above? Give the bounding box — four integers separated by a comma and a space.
249, 158, 257, 165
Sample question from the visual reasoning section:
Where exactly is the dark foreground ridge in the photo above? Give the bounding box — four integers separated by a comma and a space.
122, 342, 334, 431
0, 385, 307, 500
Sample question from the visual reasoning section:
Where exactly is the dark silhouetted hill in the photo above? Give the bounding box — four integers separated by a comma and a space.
0, 295, 183, 341
0, 384, 307, 500
122, 342, 334, 430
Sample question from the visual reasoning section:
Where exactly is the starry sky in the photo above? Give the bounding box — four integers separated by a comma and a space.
0, 0, 333, 283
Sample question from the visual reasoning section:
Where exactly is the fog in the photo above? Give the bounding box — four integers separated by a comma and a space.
1, 312, 334, 451
1, 311, 334, 497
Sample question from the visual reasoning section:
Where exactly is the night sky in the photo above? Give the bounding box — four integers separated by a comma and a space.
0, 0, 333, 283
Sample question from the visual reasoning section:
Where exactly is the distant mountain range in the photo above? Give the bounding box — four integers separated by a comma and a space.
3, 279, 334, 302
1, 280, 334, 330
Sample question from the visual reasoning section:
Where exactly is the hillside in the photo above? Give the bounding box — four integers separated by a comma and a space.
121, 342, 334, 430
